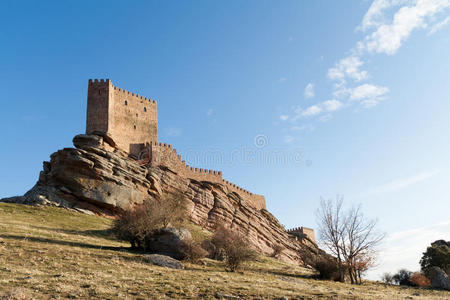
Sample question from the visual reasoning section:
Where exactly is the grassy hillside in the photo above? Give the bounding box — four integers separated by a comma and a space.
0, 203, 448, 299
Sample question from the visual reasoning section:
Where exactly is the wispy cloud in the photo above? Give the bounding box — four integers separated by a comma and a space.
279, 0, 450, 132
278, 77, 287, 83
323, 99, 343, 112
428, 15, 450, 35
327, 56, 368, 84
349, 84, 390, 107
206, 108, 213, 117
367, 220, 450, 280
301, 105, 322, 116
304, 83, 315, 98
363, 170, 439, 197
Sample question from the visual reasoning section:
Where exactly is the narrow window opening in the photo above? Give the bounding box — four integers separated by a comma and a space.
136, 113, 138, 117
124, 100, 128, 106
134, 125, 136, 130
144, 107, 147, 112
98, 90, 101, 95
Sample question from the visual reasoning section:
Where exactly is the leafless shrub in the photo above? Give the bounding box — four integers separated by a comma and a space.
179, 238, 208, 263
381, 272, 394, 284
211, 225, 257, 272
270, 244, 285, 258
112, 193, 187, 249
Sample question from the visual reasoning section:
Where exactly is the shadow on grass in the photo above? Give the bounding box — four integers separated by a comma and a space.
29, 225, 117, 241
0, 234, 128, 252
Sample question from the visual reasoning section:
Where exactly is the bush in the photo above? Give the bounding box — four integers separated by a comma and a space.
381, 272, 393, 284
112, 193, 187, 250
314, 257, 341, 280
211, 225, 257, 272
392, 269, 413, 286
409, 272, 431, 287
299, 248, 340, 281
270, 244, 285, 259
179, 238, 208, 263
420, 240, 450, 276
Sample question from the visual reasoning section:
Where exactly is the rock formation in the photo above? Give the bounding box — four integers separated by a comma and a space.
429, 267, 450, 290
1, 133, 316, 264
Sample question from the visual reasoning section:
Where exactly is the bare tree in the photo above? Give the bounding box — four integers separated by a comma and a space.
316, 196, 384, 284
340, 205, 384, 284
316, 196, 346, 282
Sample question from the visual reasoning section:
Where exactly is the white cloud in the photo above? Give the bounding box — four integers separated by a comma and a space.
327, 56, 368, 83
280, 115, 289, 121
360, 0, 450, 55
302, 105, 322, 116
428, 16, 450, 35
278, 0, 450, 128
366, 220, 450, 280
206, 108, 213, 116
323, 99, 343, 112
278, 77, 287, 83
362, 170, 439, 197
304, 83, 315, 98
349, 84, 389, 107
360, 0, 409, 31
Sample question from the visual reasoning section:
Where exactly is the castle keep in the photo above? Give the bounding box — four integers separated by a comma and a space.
86, 79, 266, 210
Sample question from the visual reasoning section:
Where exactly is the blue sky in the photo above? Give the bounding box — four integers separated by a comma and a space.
1, 1, 449, 279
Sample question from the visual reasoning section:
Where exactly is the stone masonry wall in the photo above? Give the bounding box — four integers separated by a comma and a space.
86, 79, 157, 155
86, 79, 266, 210
143, 142, 266, 210
287, 227, 316, 244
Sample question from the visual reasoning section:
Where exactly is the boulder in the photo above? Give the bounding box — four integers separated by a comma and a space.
91, 131, 116, 147
145, 227, 192, 259
429, 267, 450, 290
73, 134, 103, 149
143, 254, 184, 269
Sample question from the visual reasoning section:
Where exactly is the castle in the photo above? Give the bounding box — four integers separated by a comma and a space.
287, 227, 316, 245
86, 79, 266, 210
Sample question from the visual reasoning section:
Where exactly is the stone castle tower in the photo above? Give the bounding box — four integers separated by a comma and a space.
85, 79, 267, 210
86, 79, 157, 156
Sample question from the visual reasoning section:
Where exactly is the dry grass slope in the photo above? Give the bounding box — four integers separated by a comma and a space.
0, 203, 448, 299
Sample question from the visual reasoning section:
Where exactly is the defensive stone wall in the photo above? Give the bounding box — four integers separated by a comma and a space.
144, 142, 266, 210
287, 226, 316, 244
86, 79, 266, 210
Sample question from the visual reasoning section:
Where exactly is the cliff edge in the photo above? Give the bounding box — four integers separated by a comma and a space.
1, 133, 315, 264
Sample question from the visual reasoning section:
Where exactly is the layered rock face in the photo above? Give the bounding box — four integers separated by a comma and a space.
1, 134, 312, 263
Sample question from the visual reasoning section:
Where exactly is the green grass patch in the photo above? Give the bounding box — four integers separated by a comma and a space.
0, 203, 448, 299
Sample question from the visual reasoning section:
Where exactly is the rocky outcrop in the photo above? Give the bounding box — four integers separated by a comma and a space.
143, 254, 184, 269
145, 227, 192, 259
429, 267, 450, 290
1, 133, 313, 264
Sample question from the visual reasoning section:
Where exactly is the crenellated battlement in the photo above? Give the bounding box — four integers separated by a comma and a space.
86, 79, 266, 210
287, 226, 316, 244
87, 79, 158, 155
137, 141, 266, 210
